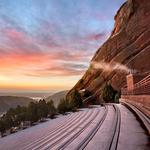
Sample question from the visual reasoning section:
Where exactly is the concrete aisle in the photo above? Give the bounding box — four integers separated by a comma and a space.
85, 105, 115, 150
117, 104, 150, 150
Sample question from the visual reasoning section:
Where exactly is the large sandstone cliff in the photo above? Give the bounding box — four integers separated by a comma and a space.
67, 0, 150, 101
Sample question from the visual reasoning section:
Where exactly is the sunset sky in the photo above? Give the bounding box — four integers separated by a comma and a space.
0, 0, 124, 93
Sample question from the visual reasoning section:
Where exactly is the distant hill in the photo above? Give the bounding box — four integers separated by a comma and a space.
0, 96, 34, 114
0, 92, 52, 98
45, 90, 68, 107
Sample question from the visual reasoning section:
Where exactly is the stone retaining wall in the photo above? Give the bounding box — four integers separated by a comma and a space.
120, 95, 150, 117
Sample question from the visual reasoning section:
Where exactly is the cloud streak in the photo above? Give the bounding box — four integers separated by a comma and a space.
0, 52, 88, 78
91, 61, 132, 73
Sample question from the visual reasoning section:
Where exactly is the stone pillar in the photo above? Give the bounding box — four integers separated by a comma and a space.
127, 74, 134, 91
126, 73, 146, 91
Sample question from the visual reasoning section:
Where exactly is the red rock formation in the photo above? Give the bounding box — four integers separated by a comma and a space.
67, 0, 150, 101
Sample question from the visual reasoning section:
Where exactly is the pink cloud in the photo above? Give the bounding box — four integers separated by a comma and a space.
4, 29, 24, 40
1, 28, 28, 43
0, 28, 42, 54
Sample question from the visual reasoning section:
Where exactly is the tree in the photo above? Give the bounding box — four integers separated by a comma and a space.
57, 99, 68, 114
61, 89, 83, 113
6, 108, 16, 122
0, 120, 6, 137
16, 107, 28, 123
47, 100, 56, 118
15, 105, 22, 115
12, 106, 28, 125
37, 100, 49, 120
27, 102, 39, 123
66, 99, 76, 112
71, 89, 83, 108
114, 91, 121, 103
2, 114, 14, 130
102, 83, 116, 103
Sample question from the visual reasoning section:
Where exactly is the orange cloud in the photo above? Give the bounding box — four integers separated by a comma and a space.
0, 51, 88, 78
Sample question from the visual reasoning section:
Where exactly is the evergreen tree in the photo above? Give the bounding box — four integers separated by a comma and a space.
57, 99, 68, 114
114, 91, 121, 103
66, 99, 76, 111
2, 114, 14, 129
0, 120, 5, 137
16, 106, 28, 123
71, 89, 83, 108
37, 100, 49, 120
6, 108, 16, 122
102, 83, 116, 103
27, 102, 39, 123
47, 100, 56, 118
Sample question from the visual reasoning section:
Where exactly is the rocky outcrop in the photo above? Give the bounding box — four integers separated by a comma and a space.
67, 0, 150, 102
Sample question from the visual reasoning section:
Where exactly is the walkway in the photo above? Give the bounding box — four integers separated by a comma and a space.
0, 104, 149, 150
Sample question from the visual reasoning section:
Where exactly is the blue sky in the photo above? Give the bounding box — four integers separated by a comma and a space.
0, 0, 124, 92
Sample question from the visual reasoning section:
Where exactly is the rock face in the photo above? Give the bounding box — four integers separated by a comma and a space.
67, 0, 150, 102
